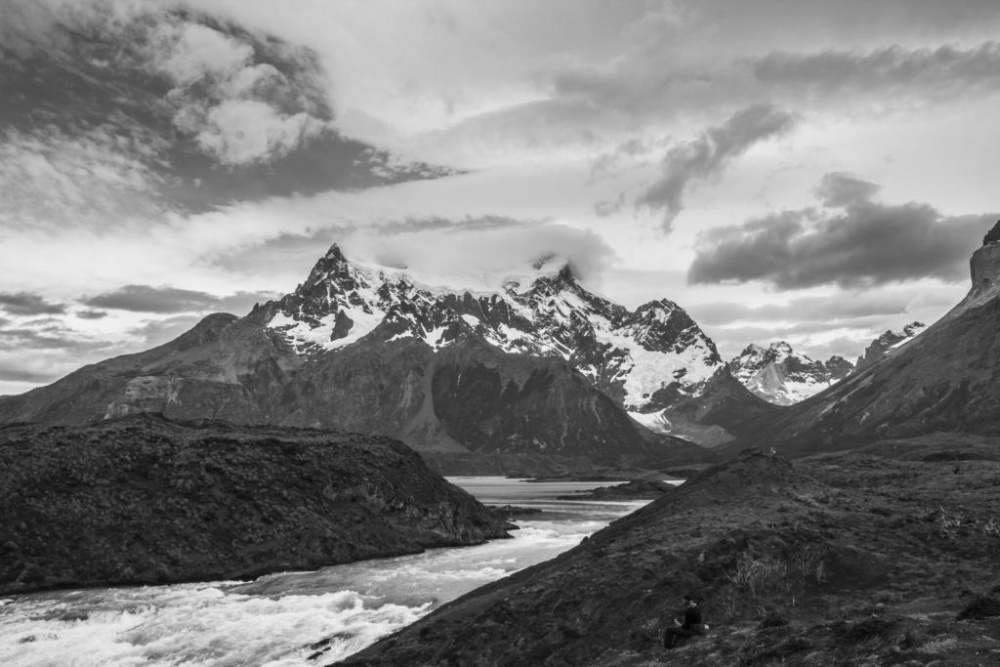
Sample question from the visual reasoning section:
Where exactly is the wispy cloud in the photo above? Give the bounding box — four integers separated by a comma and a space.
636, 105, 796, 231
751, 42, 1000, 101
83, 285, 277, 315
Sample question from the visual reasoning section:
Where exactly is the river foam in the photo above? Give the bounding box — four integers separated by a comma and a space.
0, 478, 647, 666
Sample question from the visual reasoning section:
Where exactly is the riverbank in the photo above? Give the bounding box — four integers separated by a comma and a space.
0, 415, 509, 596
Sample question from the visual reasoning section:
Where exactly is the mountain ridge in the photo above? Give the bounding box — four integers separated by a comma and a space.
0, 244, 761, 471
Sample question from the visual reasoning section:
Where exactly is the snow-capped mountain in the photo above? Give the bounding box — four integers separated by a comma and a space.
854, 322, 927, 371
727, 342, 853, 405
0, 244, 737, 472
265, 245, 724, 419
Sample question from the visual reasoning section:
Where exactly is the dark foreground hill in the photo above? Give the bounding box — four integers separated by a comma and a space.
0, 414, 510, 596
337, 445, 1000, 666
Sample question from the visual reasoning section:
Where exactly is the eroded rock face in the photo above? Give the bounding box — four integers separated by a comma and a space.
971, 221, 1000, 293
0, 414, 510, 595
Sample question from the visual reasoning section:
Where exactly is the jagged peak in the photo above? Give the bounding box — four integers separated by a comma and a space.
877, 321, 925, 342
635, 297, 681, 315
301, 243, 356, 290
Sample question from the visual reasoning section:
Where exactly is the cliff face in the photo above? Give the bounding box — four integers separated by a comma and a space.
0, 414, 510, 596
970, 235, 1000, 294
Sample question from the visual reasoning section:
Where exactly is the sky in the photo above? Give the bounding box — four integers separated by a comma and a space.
1, 0, 999, 396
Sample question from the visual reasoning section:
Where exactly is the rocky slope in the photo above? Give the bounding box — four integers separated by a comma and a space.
854, 322, 927, 371
736, 224, 1000, 455
0, 245, 767, 471
727, 341, 853, 405
336, 446, 1000, 666
0, 413, 510, 596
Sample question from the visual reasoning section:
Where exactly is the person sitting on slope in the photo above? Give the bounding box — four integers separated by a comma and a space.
663, 594, 707, 649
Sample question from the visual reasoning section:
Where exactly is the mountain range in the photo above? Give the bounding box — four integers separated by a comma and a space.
5, 220, 997, 473
1, 246, 757, 471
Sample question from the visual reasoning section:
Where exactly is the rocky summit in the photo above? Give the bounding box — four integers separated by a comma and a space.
854, 322, 927, 372
0, 413, 510, 596
0, 245, 775, 472
727, 341, 853, 405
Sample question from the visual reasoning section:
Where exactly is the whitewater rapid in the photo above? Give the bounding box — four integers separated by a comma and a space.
0, 477, 648, 666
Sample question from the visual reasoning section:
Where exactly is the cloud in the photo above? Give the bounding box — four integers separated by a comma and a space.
636, 105, 796, 231
0, 366, 61, 384
344, 219, 616, 285
152, 20, 253, 85
83, 285, 277, 314
76, 309, 109, 320
148, 18, 334, 166
689, 172, 997, 289
126, 314, 205, 349
751, 42, 1000, 101
0, 291, 66, 315
0, 126, 167, 232
192, 100, 326, 165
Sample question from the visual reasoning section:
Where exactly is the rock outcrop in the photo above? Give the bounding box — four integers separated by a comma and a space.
0, 414, 510, 595
971, 220, 1000, 294
854, 322, 926, 371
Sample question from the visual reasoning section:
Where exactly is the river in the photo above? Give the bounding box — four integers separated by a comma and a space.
0, 477, 653, 666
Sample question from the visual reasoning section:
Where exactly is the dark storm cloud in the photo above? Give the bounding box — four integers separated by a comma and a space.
76, 309, 109, 320
636, 105, 796, 231
83, 285, 276, 315
0, 291, 66, 316
688, 291, 915, 327
0, 366, 61, 384
689, 173, 997, 289
0, 326, 109, 351
127, 315, 204, 349
752, 42, 1000, 98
